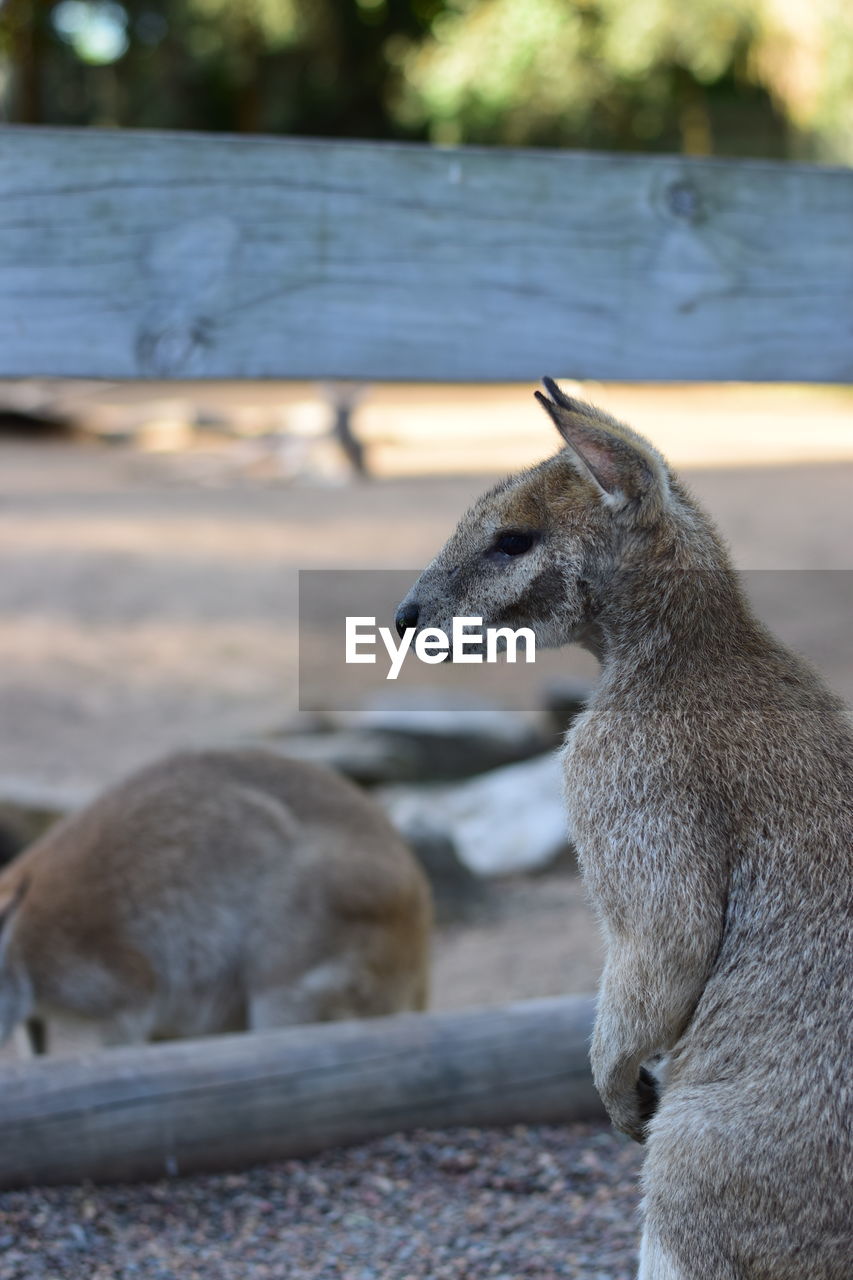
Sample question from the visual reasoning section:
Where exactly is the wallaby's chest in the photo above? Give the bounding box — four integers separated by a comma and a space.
561, 699, 687, 852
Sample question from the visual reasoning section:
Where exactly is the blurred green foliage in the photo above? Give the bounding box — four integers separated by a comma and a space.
1, 0, 852, 159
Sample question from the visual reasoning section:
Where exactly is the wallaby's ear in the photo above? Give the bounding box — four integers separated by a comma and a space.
0, 878, 28, 958
534, 378, 670, 508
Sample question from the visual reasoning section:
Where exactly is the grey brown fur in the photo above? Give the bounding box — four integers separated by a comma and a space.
0, 749, 431, 1056
399, 381, 852, 1279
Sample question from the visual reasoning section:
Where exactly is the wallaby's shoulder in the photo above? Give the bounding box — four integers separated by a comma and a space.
2, 748, 429, 918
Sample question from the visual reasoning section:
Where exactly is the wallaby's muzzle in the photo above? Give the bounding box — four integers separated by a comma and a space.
395, 599, 420, 638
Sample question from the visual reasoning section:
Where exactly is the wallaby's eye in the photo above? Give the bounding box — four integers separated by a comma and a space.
493, 531, 535, 557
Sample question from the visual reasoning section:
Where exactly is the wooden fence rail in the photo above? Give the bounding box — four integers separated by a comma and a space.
0, 996, 602, 1188
2, 127, 852, 383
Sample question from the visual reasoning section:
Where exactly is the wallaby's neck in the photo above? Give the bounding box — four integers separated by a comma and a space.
592, 501, 761, 683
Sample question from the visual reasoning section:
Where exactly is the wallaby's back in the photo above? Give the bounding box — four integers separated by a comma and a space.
0, 749, 431, 1052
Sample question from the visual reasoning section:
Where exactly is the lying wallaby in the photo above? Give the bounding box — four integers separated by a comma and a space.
0, 749, 431, 1056
397, 381, 852, 1280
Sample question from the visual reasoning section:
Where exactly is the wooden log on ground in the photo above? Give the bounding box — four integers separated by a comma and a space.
0, 996, 601, 1188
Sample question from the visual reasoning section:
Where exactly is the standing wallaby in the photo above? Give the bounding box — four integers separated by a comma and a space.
0, 749, 431, 1056
397, 380, 852, 1280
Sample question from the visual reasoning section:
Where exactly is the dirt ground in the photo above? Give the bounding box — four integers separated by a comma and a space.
0, 412, 851, 1007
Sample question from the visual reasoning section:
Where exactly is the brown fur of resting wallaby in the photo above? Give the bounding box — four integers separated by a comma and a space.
0, 749, 431, 1055
397, 381, 852, 1280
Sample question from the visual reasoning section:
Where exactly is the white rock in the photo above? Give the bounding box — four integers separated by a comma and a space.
339, 703, 543, 743
380, 751, 571, 878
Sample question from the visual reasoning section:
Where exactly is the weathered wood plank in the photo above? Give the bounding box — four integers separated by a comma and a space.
1, 128, 851, 382
0, 996, 602, 1187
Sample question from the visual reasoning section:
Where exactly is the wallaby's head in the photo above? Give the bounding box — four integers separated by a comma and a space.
0, 877, 31, 1045
396, 379, 682, 651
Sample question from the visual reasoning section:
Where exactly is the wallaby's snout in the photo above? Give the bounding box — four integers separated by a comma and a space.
395, 599, 420, 638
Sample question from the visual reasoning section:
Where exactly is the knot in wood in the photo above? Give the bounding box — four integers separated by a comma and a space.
137, 323, 205, 376
665, 180, 702, 223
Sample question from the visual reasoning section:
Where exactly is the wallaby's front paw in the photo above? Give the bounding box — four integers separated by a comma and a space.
596, 1070, 655, 1143
603, 1091, 646, 1143
636, 1066, 660, 1127
591, 1022, 658, 1142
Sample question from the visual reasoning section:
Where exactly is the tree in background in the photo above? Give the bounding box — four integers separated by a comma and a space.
395, 0, 853, 161
0, 0, 448, 134
1, 0, 851, 161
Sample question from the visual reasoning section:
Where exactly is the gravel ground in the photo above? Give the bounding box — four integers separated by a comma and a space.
0, 1124, 642, 1280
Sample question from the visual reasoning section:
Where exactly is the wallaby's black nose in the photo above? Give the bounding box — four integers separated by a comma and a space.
395, 601, 420, 638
